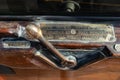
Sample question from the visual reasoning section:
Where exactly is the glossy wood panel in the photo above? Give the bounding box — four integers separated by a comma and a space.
0, 57, 120, 80
0, 21, 119, 69
0, 21, 120, 80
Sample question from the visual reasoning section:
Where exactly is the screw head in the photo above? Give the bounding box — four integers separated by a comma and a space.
114, 44, 120, 52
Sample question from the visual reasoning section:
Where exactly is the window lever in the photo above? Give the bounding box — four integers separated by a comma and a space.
25, 24, 77, 70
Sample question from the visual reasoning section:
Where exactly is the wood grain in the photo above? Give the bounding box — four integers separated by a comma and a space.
0, 57, 120, 80
0, 22, 119, 80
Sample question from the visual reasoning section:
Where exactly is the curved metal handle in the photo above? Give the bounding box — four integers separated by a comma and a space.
25, 24, 77, 69
13, 23, 112, 70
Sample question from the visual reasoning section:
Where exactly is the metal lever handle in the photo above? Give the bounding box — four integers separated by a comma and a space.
25, 24, 77, 69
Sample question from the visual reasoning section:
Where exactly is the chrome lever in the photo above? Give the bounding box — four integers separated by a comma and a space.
25, 24, 77, 69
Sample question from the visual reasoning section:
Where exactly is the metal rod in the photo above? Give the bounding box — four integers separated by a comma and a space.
25, 24, 77, 68
34, 51, 70, 70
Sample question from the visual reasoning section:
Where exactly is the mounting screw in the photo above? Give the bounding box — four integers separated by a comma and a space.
114, 44, 120, 52
62, 55, 77, 68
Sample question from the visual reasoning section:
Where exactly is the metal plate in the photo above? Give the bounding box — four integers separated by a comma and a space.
2, 38, 31, 48
40, 21, 116, 43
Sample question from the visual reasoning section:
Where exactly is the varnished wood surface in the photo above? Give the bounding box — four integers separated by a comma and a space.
0, 57, 120, 80
0, 21, 119, 80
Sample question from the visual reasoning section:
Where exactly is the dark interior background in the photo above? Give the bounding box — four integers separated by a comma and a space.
0, 0, 120, 16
